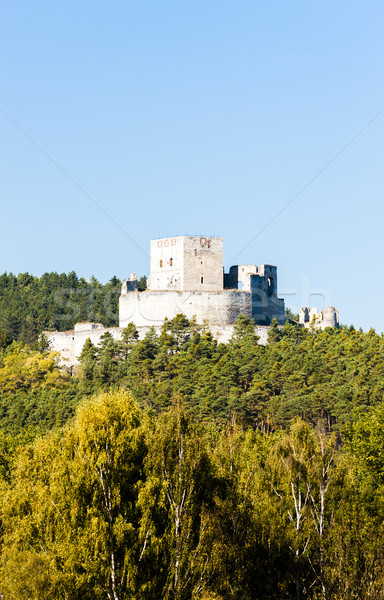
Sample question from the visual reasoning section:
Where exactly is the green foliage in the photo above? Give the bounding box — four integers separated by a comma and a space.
137, 275, 148, 291
4, 314, 384, 441
0, 385, 384, 598
0, 345, 84, 436
2, 313, 384, 597
0, 391, 148, 599
74, 315, 384, 434
0, 330, 12, 350
285, 307, 299, 321
3, 396, 384, 599
267, 318, 283, 344
0, 271, 125, 343
138, 407, 221, 599
0, 343, 69, 392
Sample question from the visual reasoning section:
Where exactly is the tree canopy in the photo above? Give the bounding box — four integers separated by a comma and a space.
1, 288, 384, 598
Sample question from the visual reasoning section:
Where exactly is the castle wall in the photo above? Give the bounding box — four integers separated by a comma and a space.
299, 307, 310, 324
73, 327, 123, 363
122, 274, 138, 293
249, 265, 285, 324
224, 266, 238, 289
48, 330, 75, 365
299, 306, 339, 330
225, 265, 259, 291
119, 289, 252, 328
47, 324, 123, 367
237, 265, 258, 290
322, 307, 339, 328
45, 323, 271, 368
223, 264, 285, 323
250, 291, 285, 323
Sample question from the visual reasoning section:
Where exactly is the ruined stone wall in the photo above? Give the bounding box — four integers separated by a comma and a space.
119, 289, 252, 328
322, 306, 339, 328
46, 323, 271, 368
46, 324, 123, 367
121, 274, 138, 293
250, 266, 285, 324
237, 265, 258, 290
225, 265, 259, 290
299, 306, 339, 330
224, 266, 238, 289
223, 264, 285, 323
47, 330, 75, 365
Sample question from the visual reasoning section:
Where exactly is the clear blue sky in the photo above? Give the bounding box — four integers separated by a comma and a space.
1, 1, 383, 331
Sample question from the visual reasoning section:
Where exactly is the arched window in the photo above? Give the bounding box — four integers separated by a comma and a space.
169, 258, 173, 266
160, 260, 163, 268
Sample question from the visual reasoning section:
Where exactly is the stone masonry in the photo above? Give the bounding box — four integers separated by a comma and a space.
120, 235, 285, 327
299, 306, 339, 330
44, 235, 339, 367
46, 322, 270, 368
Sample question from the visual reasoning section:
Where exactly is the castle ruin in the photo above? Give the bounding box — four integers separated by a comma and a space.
299, 306, 339, 330
119, 235, 286, 327
45, 235, 339, 366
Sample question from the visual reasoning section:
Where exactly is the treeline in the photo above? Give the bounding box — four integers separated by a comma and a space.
0, 271, 147, 345
1, 318, 384, 597
0, 390, 384, 599
0, 315, 384, 435
0, 342, 83, 435
75, 315, 384, 432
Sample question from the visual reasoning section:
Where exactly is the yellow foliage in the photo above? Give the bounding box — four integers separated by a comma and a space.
0, 344, 69, 392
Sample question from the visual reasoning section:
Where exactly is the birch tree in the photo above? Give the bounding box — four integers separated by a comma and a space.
138, 406, 219, 600
0, 390, 147, 600
268, 420, 317, 600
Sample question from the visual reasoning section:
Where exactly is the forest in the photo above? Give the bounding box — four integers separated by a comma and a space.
0, 271, 146, 345
1, 273, 384, 598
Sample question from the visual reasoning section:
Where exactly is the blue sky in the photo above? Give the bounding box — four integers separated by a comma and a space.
1, 1, 384, 331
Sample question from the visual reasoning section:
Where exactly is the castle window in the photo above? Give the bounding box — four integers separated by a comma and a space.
267, 277, 274, 296
201, 276, 204, 284
169, 258, 173, 266
160, 260, 163, 268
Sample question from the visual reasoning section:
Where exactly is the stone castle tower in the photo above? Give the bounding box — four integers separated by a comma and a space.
119, 235, 285, 327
